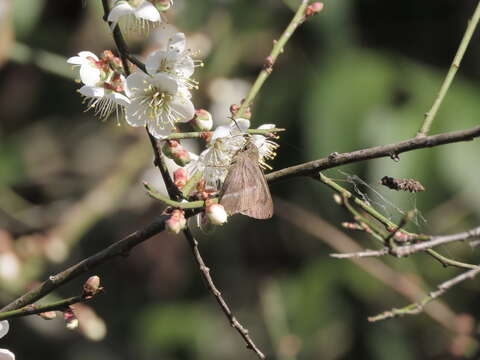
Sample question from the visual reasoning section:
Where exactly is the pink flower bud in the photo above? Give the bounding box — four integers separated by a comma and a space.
38, 311, 57, 320
166, 209, 187, 234
83, 275, 101, 298
64, 307, 79, 330
172, 148, 191, 166
190, 109, 213, 131
174, 168, 188, 189
206, 203, 228, 226
162, 140, 181, 159
305, 2, 324, 17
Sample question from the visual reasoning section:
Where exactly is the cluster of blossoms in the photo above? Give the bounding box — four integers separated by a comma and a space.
69, 0, 279, 230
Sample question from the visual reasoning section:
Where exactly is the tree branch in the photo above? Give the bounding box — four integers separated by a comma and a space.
0, 215, 169, 312
369, 265, 480, 322
266, 125, 480, 184
183, 228, 266, 359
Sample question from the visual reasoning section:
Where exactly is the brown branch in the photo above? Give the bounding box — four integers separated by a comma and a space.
266, 125, 480, 184
330, 248, 389, 259
0, 295, 87, 321
183, 228, 266, 359
392, 226, 480, 257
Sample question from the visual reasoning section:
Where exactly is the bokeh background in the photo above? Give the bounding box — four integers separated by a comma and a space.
1, 0, 480, 359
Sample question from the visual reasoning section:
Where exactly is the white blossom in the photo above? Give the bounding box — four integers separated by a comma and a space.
124, 71, 194, 139
68, 51, 130, 122
108, 0, 162, 33
186, 119, 279, 188
0, 321, 14, 360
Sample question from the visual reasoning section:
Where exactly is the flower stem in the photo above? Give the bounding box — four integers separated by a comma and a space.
236, 0, 315, 119
417, 1, 480, 136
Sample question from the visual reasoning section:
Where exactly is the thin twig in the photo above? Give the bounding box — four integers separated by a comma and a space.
146, 131, 184, 200
317, 173, 478, 270
417, 1, 480, 136
274, 198, 458, 331
330, 249, 389, 259
266, 125, 480, 184
0, 295, 90, 321
0, 214, 170, 312
101, 0, 147, 74
183, 228, 266, 359
236, 0, 313, 119
163, 128, 285, 141
393, 226, 480, 257
369, 266, 480, 322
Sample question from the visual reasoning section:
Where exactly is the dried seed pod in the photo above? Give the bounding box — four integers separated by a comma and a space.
380, 176, 425, 193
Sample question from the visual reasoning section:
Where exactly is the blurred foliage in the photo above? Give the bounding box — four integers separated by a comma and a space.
1, 0, 480, 359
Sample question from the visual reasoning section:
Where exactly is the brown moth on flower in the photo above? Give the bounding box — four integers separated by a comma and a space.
219, 140, 273, 219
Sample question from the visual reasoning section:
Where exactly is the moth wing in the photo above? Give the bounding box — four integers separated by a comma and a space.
219, 155, 249, 216
239, 159, 273, 219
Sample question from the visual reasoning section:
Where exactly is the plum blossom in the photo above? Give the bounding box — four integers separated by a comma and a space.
108, 0, 171, 33
145, 32, 200, 90
124, 71, 194, 139
186, 119, 278, 189
67, 51, 130, 122
0, 321, 14, 360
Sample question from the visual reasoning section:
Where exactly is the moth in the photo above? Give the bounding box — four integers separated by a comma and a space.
380, 176, 426, 193
219, 140, 273, 219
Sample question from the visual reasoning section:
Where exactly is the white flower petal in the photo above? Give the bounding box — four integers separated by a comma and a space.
107, 2, 134, 24
152, 73, 178, 93
170, 97, 195, 123
67, 51, 98, 65
109, 92, 130, 106
176, 57, 195, 78
168, 32, 186, 53
145, 49, 165, 75
234, 118, 250, 132
126, 72, 150, 95
0, 321, 9, 339
79, 65, 101, 87
125, 99, 147, 127
135, 1, 161, 22
148, 121, 175, 139
0, 349, 15, 360
79, 86, 105, 98
211, 125, 231, 143
257, 123, 275, 130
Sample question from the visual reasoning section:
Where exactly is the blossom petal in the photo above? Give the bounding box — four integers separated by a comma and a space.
79, 66, 101, 87
107, 2, 134, 24
79, 86, 105, 98
211, 125, 231, 142
145, 49, 167, 75
231, 118, 250, 132
67, 51, 98, 65
135, 1, 161, 22
125, 99, 147, 127
257, 123, 275, 130
170, 97, 195, 123
0, 349, 15, 360
0, 321, 9, 339
168, 32, 186, 53
152, 73, 178, 93
147, 121, 175, 139
125, 72, 150, 96
109, 92, 130, 106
